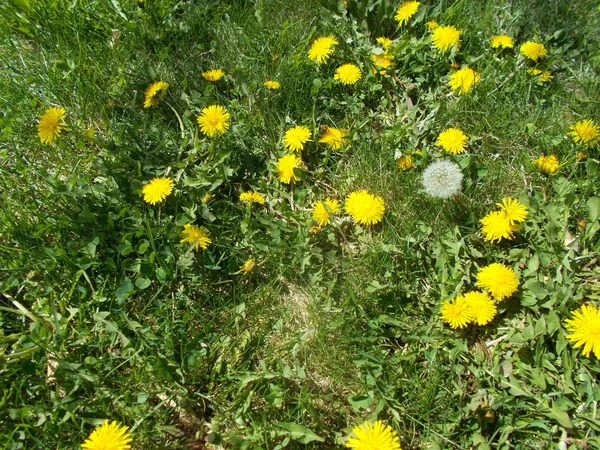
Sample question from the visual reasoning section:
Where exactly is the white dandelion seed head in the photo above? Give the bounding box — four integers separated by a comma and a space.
421, 160, 463, 198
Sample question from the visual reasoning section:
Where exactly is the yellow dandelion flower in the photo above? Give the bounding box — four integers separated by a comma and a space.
239, 191, 266, 205
312, 198, 341, 227
565, 304, 600, 358
37, 106, 68, 145
202, 69, 225, 82
527, 68, 553, 83
520, 41, 547, 62
577, 151, 587, 161
432, 25, 461, 52
346, 420, 401, 450
395, 1, 420, 26
426, 20, 439, 30
345, 190, 385, 226
308, 36, 339, 63
144, 81, 168, 108
490, 35, 514, 49
463, 291, 497, 325
239, 258, 256, 275
480, 210, 518, 243
534, 154, 559, 174
396, 155, 415, 170
476, 263, 519, 301
142, 177, 174, 205
436, 128, 468, 154
496, 197, 528, 224
283, 126, 312, 152
264, 80, 281, 89
334, 63, 362, 85
372, 53, 394, 72
276, 154, 302, 184
81, 420, 132, 450
448, 67, 480, 94
440, 295, 473, 329
197, 105, 230, 137
180, 224, 211, 251
568, 119, 599, 147
319, 126, 348, 150
376, 37, 393, 50
201, 192, 213, 203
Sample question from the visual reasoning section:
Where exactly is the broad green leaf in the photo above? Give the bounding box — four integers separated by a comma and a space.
544, 404, 573, 429
275, 422, 325, 444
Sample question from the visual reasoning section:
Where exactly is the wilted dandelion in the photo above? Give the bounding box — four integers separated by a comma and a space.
436, 128, 468, 154
534, 155, 559, 174
463, 291, 497, 325
476, 263, 519, 301
144, 81, 168, 108
480, 210, 517, 242
239, 258, 256, 275
239, 191, 266, 205
202, 69, 225, 81
37, 106, 67, 144
568, 119, 599, 147
577, 152, 587, 161
396, 155, 415, 170
432, 25, 461, 52
394, 1, 420, 26
198, 105, 230, 137
421, 160, 463, 199
520, 41, 547, 61
319, 126, 348, 150
334, 64, 362, 85
142, 177, 174, 205
180, 224, 211, 251
448, 67, 480, 94
565, 304, 600, 358
308, 36, 338, 63
276, 154, 302, 184
345, 190, 385, 225
440, 295, 473, 329
81, 420, 132, 450
283, 126, 311, 152
497, 197, 528, 224
527, 68, 553, 83
490, 35, 514, 49
264, 80, 281, 89
312, 198, 340, 227
346, 420, 401, 450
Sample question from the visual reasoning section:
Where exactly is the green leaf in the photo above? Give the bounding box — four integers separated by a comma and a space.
524, 280, 547, 299
544, 404, 573, 429
135, 277, 151, 290
587, 196, 600, 222
115, 277, 135, 302
274, 422, 325, 444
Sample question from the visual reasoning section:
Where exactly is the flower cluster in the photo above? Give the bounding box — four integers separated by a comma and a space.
480, 197, 528, 243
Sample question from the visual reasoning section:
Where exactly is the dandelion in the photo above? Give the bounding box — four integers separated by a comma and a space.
395, 1, 420, 26
239, 258, 256, 275
426, 20, 439, 30
565, 304, 600, 358
308, 36, 338, 63
319, 126, 348, 150
436, 128, 468, 154
346, 420, 401, 450
264, 80, 281, 89
421, 160, 463, 199
180, 224, 211, 251
202, 69, 225, 82
490, 35, 514, 49
397, 155, 415, 170
520, 41, 547, 62
476, 263, 519, 301
144, 81, 168, 108
283, 126, 311, 152
334, 64, 362, 85
372, 53, 394, 73
276, 154, 302, 184
376, 37, 393, 50
480, 210, 517, 242
312, 198, 341, 227
432, 25, 461, 52
534, 154, 559, 174
37, 106, 68, 144
448, 67, 480, 94
463, 291, 497, 325
440, 295, 473, 329
577, 152, 587, 161
568, 119, 599, 147
345, 190, 385, 225
239, 191, 266, 205
197, 105, 230, 137
142, 177, 174, 205
496, 197, 528, 224
201, 192, 213, 203
81, 420, 132, 450
527, 68, 553, 83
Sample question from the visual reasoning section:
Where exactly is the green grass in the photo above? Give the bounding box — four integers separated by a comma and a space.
1, 0, 600, 448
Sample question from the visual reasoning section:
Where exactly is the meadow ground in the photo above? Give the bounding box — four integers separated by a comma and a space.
1, 0, 600, 448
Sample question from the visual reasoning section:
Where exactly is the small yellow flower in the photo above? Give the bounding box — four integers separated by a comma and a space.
448, 67, 480, 94
283, 126, 312, 152
394, 1, 420, 26
496, 197, 528, 224
142, 177, 174, 205
480, 210, 518, 243
436, 128, 468, 154
334, 63, 362, 85
527, 68, 553, 83
239, 191, 266, 205
577, 152, 587, 161
565, 304, 600, 358
440, 295, 473, 329
202, 69, 225, 81
520, 41, 547, 62
37, 106, 68, 145
426, 20, 439, 30
180, 224, 211, 251
371, 53, 394, 72
201, 192, 213, 203
312, 198, 341, 227
239, 258, 256, 275
81, 420, 132, 450
463, 291, 497, 325
568, 119, 599, 147
476, 263, 519, 301
397, 155, 415, 170
144, 81, 169, 108
197, 105, 230, 137
264, 80, 281, 89
276, 154, 302, 184
490, 35, 514, 49
376, 37, 393, 50
319, 126, 348, 150
534, 154, 560, 174
308, 36, 339, 63
346, 420, 401, 450
431, 25, 461, 52
345, 190, 385, 225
